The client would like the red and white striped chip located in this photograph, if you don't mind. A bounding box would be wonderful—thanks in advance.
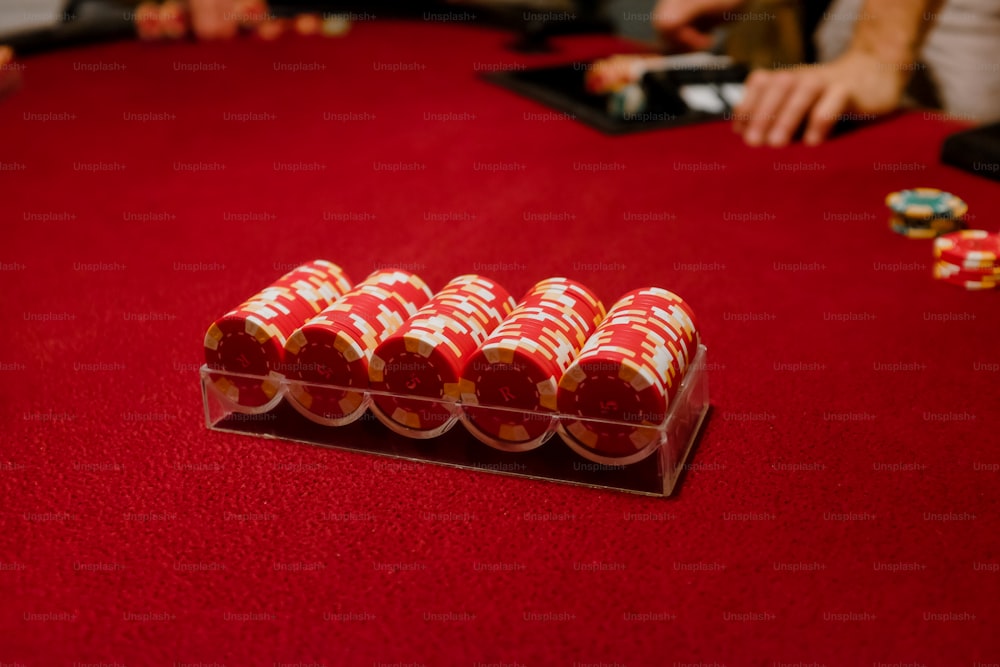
[459,278,605,450]
[369,275,515,438]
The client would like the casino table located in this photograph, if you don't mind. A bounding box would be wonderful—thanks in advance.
[2,17,1000,666]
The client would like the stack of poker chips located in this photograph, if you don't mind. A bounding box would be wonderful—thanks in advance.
[134,0,349,42]
[557,288,700,465]
[586,54,652,118]
[283,270,433,426]
[585,52,736,120]
[203,260,353,409]
[885,188,968,239]
[459,278,606,452]
[368,275,516,438]
[933,230,1000,290]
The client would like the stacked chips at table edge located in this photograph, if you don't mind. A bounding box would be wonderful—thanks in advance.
[885,187,968,239]
[557,287,700,464]
[203,260,352,409]
[134,0,348,42]
[459,278,606,451]
[933,230,1000,290]
[368,275,516,438]
[283,270,433,425]
[586,55,652,119]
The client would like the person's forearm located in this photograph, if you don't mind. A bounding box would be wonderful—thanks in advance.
[853,0,937,66]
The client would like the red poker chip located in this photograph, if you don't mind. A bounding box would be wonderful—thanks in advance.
[204,260,353,409]
[457,278,604,451]
[356,286,425,319]
[488,326,578,366]
[436,287,511,312]
[528,297,598,334]
[434,297,512,325]
[324,293,410,330]
[557,354,668,461]
[528,277,606,320]
[407,314,480,344]
[205,309,286,373]
[489,320,579,355]
[571,344,673,393]
[434,302,493,329]
[247,289,320,323]
[271,263,352,310]
[610,300,699,360]
[617,287,700,332]
[311,312,382,351]
[557,287,703,464]
[359,270,434,311]
[597,317,692,375]
[498,305,588,341]
[284,324,370,425]
[277,258,351,286]
[933,260,1000,283]
[204,310,287,408]
[369,332,462,436]
[283,267,438,425]
[460,343,560,448]
[932,272,997,290]
[933,230,1000,267]
[276,280,343,312]
[367,274,515,436]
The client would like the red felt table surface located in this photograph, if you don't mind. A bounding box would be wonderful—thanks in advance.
[2,19,1000,666]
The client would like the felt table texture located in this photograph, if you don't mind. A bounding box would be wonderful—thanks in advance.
[1,19,999,666]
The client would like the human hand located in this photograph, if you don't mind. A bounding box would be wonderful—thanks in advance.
[135,0,268,41]
[732,50,910,146]
[652,0,746,51]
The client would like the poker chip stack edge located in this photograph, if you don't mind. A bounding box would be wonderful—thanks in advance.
[557,287,700,465]
[283,270,434,426]
[933,230,1000,290]
[885,188,968,239]
[203,260,352,411]
[368,275,516,439]
[459,278,606,452]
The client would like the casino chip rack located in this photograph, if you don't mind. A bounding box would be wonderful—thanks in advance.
[200,263,711,497]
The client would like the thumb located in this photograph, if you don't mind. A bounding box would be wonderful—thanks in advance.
[653,0,727,31]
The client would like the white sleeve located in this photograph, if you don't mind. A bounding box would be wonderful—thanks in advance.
[816,0,1000,123]
[0,0,66,35]
[919,0,1000,123]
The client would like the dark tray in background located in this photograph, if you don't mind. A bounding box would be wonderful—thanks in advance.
[941,121,1000,183]
[486,61,749,135]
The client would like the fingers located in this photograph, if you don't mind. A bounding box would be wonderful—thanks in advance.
[654,0,740,51]
[733,69,797,145]
[765,73,824,146]
[671,25,716,52]
[804,84,850,145]
[734,68,845,147]
[653,0,739,32]
[731,69,766,135]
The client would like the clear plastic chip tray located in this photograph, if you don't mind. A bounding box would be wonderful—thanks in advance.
[201,345,711,497]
